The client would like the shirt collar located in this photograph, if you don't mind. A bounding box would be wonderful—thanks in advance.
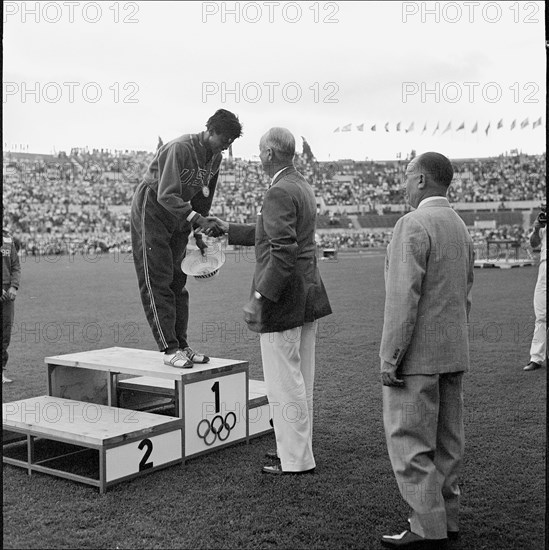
[271,166,291,186]
[417,196,449,208]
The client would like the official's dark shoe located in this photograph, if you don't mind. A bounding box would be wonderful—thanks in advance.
[523,361,542,371]
[381,530,447,549]
[407,518,458,541]
[262,463,315,475]
[265,450,279,460]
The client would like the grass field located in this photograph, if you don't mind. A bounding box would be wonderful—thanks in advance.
[2,247,546,549]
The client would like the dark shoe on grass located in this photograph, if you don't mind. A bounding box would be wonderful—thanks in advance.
[262,464,315,475]
[523,361,542,371]
[381,530,447,549]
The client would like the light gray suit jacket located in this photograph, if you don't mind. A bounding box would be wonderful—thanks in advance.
[379,198,474,375]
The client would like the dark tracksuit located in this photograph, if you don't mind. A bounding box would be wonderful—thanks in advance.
[2,231,21,370]
[131,132,221,352]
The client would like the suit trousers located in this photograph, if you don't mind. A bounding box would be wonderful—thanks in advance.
[530,259,546,364]
[131,184,190,353]
[383,372,464,540]
[260,320,317,472]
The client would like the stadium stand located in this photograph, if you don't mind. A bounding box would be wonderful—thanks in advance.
[2,148,544,256]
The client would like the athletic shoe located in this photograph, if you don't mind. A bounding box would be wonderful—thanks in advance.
[164,350,193,369]
[183,347,210,364]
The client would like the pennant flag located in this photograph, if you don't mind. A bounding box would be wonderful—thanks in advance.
[497,119,503,129]
[371,124,376,132]
[442,121,452,134]
[341,123,352,132]
[532,117,542,129]
[422,122,427,134]
[356,123,364,131]
[520,117,529,129]
[485,122,491,135]
[334,127,340,133]
[301,137,315,162]
[396,122,401,132]
[406,122,415,133]
[157,136,163,150]
[457,122,465,131]
[384,122,390,132]
[510,119,516,130]
[432,122,440,135]
[471,122,478,133]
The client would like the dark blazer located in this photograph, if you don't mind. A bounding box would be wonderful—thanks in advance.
[228,166,332,333]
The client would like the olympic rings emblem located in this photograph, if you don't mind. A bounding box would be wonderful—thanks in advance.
[197,412,237,446]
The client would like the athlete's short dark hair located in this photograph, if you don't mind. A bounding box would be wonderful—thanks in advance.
[206,109,243,140]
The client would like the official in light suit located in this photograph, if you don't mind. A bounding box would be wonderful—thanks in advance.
[208,127,332,475]
[379,152,474,549]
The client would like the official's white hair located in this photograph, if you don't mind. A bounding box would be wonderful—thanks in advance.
[260,127,295,161]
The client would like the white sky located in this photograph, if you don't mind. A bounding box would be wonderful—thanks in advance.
[3,1,546,160]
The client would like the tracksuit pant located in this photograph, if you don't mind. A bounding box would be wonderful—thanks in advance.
[2,291,14,370]
[131,182,191,353]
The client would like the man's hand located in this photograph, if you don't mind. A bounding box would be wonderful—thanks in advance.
[1,289,8,303]
[243,295,262,326]
[194,215,225,238]
[194,234,208,257]
[205,216,229,237]
[7,287,17,300]
[381,361,404,387]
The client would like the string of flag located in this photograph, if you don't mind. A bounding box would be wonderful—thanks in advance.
[333,117,543,135]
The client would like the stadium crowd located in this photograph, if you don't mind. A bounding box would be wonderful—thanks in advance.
[2,147,544,255]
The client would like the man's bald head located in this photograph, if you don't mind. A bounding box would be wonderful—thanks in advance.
[414,152,454,188]
[259,127,296,177]
[260,127,295,162]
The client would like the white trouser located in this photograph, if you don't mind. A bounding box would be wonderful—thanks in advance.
[260,320,317,472]
[530,260,546,364]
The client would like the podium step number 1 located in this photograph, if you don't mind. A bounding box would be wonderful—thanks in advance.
[184,371,248,458]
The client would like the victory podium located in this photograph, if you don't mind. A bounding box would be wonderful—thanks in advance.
[2,347,273,492]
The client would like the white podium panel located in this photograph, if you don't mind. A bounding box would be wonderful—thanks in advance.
[248,404,273,437]
[106,430,183,482]
[184,371,247,457]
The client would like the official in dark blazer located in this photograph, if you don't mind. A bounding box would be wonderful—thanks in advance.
[379,152,474,549]
[208,127,332,474]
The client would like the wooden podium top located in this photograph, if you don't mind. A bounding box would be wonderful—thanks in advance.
[3,396,182,446]
[45,347,248,381]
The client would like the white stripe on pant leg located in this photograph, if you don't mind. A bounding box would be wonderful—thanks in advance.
[140,187,168,350]
[260,327,315,472]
